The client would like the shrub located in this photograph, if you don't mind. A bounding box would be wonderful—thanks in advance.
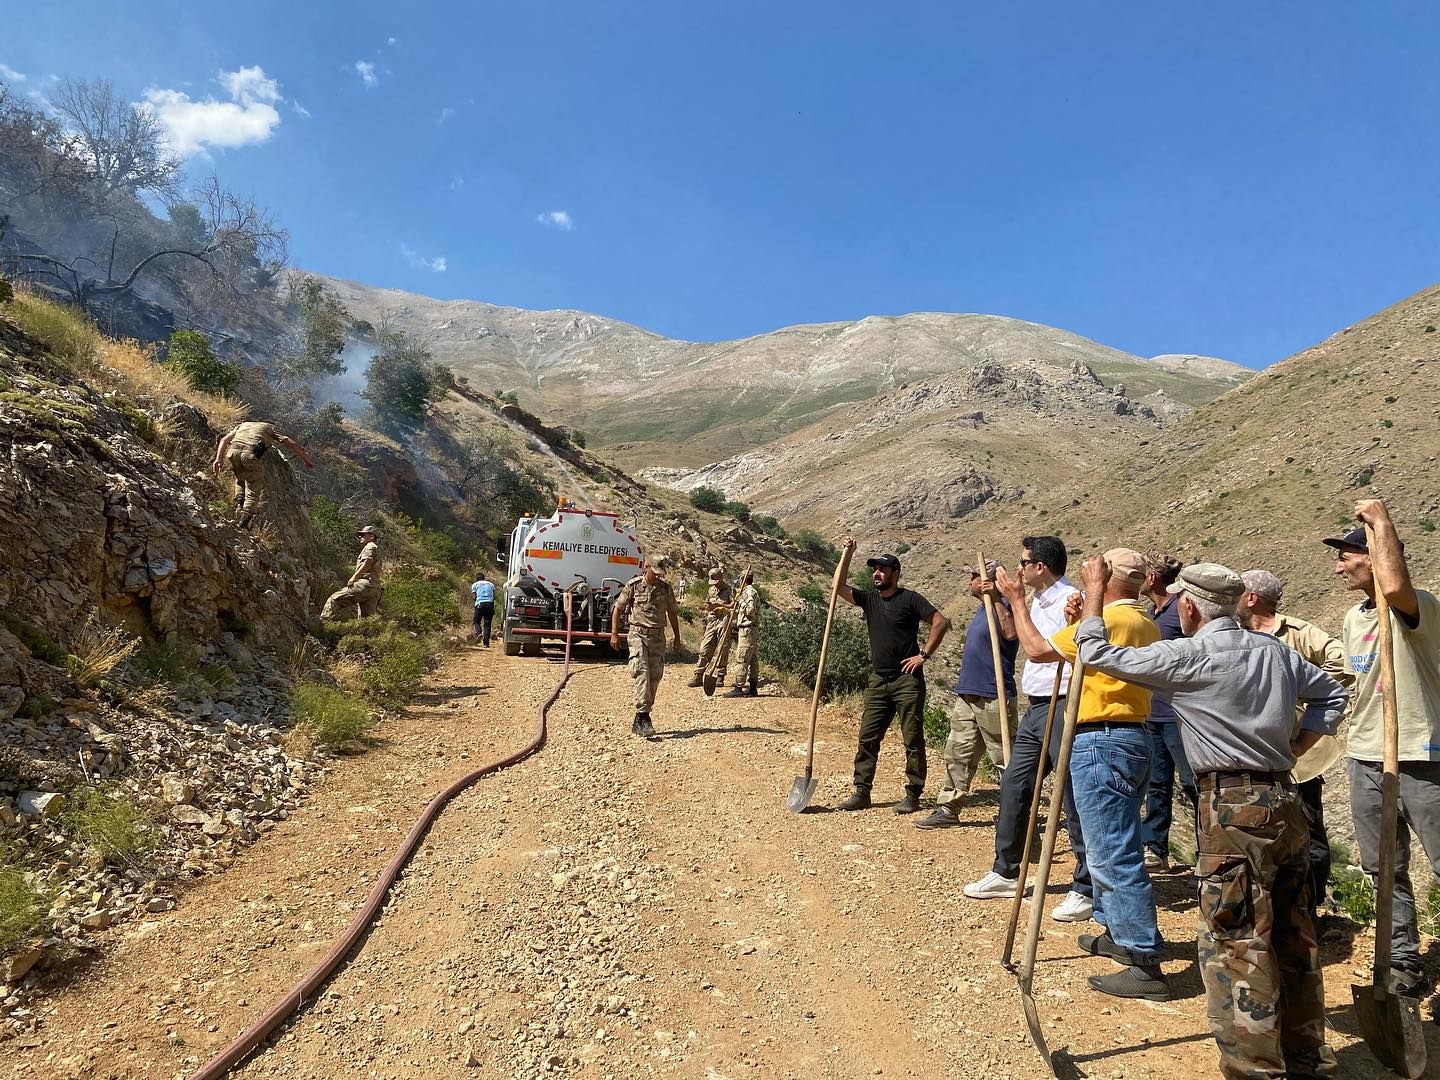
[165,329,241,395]
[94,337,246,431]
[795,582,826,604]
[133,635,201,683]
[1332,865,1375,925]
[1421,518,1437,534]
[0,277,13,304]
[360,634,429,706]
[570,429,587,448]
[406,520,465,571]
[292,680,372,745]
[64,615,139,689]
[849,566,873,591]
[758,601,871,700]
[310,496,363,573]
[60,788,157,866]
[383,564,460,632]
[793,529,839,563]
[895,542,910,555]
[0,857,49,954]
[723,500,751,523]
[0,613,68,667]
[751,515,786,539]
[689,486,727,513]
[1354,469,1375,488]
[923,702,949,747]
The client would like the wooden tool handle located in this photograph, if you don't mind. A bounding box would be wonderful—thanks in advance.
[804,557,847,774]
[977,549,1012,767]
[705,562,752,678]
[1366,523,1401,975]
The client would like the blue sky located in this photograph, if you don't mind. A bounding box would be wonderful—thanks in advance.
[5,2,1437,367]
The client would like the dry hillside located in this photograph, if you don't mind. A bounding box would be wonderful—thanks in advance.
[318,275,1249,467]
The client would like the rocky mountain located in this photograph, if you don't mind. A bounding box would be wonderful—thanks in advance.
[317,276,1250,467]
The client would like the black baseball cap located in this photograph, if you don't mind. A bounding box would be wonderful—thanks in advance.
[1323,526,1404,555]
[866,554,902,571]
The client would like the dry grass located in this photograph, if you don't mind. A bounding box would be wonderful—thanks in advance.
[94,337,247,430]
[3,288,100,368]
[65,615,140,690]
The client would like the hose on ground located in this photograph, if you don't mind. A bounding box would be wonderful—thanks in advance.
[187,603,579,1079]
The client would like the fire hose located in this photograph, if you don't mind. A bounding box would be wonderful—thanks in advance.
[188,599,580,1079]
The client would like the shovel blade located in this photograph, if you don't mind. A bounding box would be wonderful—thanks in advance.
[702,673,717,697]
[1352,981,1427,1078]
[785,775,818,814]
[1020,980,1054,1074]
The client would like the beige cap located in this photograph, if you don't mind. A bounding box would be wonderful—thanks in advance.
[358,524,378,537]
[1167,562,1244,606]
[963,559,1003,580]
[708,567,722,581]
[1104,548,1147,584]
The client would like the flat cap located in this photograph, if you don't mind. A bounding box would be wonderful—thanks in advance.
[707,567,723,581]
[866,553,901,571]
[963,559,1002,580]
[1166,562,1244,606]
[1104,548,1148,584]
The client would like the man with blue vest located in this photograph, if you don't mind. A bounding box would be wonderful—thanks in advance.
[917,559,1018,829]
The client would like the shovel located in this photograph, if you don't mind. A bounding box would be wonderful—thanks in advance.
[1001,663,1066,971]
[1015,661,1084,1076]
[1350,523,1427,1078]
[977,549,1013,768]
[702,562,751,696]
[785,555,846,813]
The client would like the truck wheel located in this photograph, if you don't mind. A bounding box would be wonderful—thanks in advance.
[503,638,522,656]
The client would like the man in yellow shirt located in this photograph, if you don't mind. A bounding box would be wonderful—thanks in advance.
[998,547,1166,1001]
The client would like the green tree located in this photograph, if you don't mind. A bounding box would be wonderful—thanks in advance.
[288,274,349,378]
[446,430,556,531]
[723,499,751,523]
[758,598,872,700]
[167,202,209,247]
[361,323,444,437]
[689,485,726,513]
[165,329,241,394]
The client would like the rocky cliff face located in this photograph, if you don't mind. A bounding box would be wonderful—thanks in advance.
[0,316,314,686]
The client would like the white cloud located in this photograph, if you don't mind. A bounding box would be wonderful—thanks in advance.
[401,244,447,273]
[0,62,27,83]
[292,100,311,118]
[537,210,574,231]
[144,65,283,157]
[355,60,378,87]
[437,105,456,124]
[449,173,465,191]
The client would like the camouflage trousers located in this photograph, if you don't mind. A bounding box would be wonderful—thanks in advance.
[226,447,266,519]
[728,625,758,688]
[320,579,381,620]
[1195,777,1336,1080]
[628,630,666,712]
[692,618,732,680]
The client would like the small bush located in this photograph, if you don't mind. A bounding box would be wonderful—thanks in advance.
[751,515,786,539]
[723,500,751,523]
[0,277,13,304]
[407,520,466,571]
[1420,883,1440,938]
[689,486,727,513]
[1381,419,1394,429]
[758,601,871,700]
[1354,469,1375,488]
[0,858,49,954]
[849,566,874,591]
[60,788,157,866]
[795,581,826,604]
[93,337,247,431]
[570,429,587,448]
[0,613,68,667]
[792,529,838,562]
[292,680,372,745]
[895,542,910,555]
[65,616,139,689]
[1332,865,1375,926]
[923,702,949,747]
[133,635,201,683]
[383,564,460,632]
[360,634,429,706]
[165,330,241,395]
[1421,518,1436,534]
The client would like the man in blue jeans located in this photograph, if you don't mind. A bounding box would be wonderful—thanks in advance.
[470,572,496,647]
[1138,552,1196,872]
[1041,548,1167,1000]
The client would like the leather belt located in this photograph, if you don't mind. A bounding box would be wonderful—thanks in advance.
[1197,769,1294,790]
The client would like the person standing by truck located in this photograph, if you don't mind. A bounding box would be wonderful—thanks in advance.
[611,556,682,738]
[470,571,496,646]
[687,567,733,688]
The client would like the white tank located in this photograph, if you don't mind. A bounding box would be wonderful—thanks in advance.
[507,502,644,599]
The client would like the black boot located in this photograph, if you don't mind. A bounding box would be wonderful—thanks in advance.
[745,681,758,697]
[723,684,748,698]
[631,712,656,738]
[892,792,921,815]
[837,790,871,811]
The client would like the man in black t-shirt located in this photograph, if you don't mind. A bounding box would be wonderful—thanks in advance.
[834,537,951,813]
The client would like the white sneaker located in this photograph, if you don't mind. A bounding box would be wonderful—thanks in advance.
[963,871,1019,900]
[1143,850,1169,873]
[1050,891,1094,922]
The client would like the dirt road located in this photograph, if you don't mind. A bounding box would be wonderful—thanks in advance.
[8,644,1434,1079]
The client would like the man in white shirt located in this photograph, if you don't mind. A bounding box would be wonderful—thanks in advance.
[964,535,1093,922]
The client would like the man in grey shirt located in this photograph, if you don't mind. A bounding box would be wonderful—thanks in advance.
[1072,559,1346,1080]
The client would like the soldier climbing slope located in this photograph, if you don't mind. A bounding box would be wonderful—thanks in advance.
[321,525,384,620]
[211,420,314,530]
[610,556,682,738]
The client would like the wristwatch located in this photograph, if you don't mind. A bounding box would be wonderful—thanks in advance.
[918,650,930,660]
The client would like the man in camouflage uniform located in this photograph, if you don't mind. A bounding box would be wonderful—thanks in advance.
[1074,560,1347,1080]
[211,420,314,529]
[687,567,733,688]
[610,556,682,738]
[723,571,762,697]
[321,525,383,620]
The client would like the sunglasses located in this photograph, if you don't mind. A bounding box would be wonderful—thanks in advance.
[1018,558,1040,568]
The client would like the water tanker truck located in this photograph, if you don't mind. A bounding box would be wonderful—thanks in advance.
[496,498,646,655]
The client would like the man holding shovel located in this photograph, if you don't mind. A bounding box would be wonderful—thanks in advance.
[1330,499,1440,1003]
[1074,558,1347,1078]
[916,559,1018,829]
[686,567,733,688]
[833,540,950,813]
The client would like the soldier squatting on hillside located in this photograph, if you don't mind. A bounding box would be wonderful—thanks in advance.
[320,525,383,620]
